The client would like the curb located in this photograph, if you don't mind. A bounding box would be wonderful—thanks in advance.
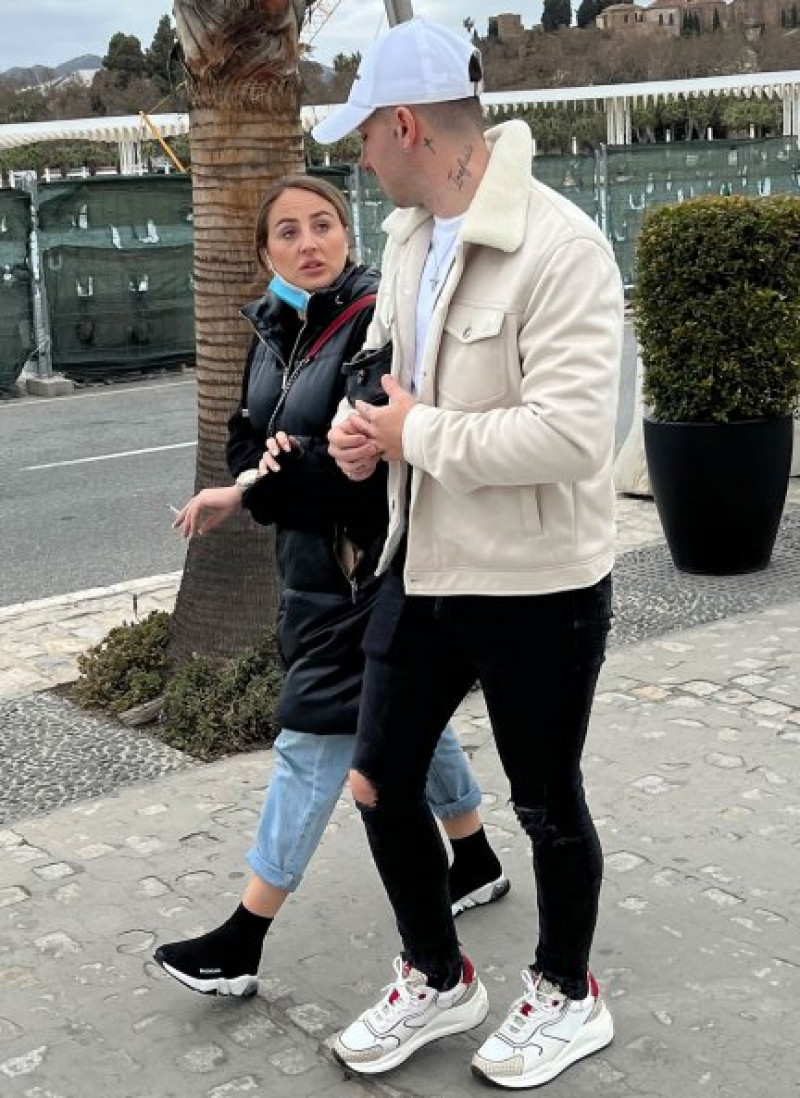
[0,571,182,623]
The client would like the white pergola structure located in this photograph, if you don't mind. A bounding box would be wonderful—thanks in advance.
[0,113,189,176]
[481,71,800,145]
[2,72,798,171]
[304,70,800,146]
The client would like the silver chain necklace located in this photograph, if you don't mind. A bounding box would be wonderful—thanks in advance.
[428,233,457,293]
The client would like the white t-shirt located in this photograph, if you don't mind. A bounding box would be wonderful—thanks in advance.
[412,214,463,395]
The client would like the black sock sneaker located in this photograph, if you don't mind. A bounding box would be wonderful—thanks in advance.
[154,904,272,997]
[449,828,510,918]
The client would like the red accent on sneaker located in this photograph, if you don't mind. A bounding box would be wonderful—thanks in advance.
[521,1002,533,1017]
[461,954,476,984]
[389,989,400,1005]
[588,971,600,998]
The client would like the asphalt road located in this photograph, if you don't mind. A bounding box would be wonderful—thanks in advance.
[1,325,639,606]
[1,374,196,607]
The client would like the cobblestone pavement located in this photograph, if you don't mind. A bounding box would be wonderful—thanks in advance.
[0,694,193,826]
[1,492,799,1096]
[1,603,799,1097]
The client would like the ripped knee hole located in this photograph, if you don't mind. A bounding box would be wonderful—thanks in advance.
[349,769,378,808]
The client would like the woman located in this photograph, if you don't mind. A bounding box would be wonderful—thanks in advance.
[154,176,508,998]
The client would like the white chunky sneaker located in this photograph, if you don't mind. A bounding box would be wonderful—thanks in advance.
[471,969,613,1088]
[333,954,489,1075]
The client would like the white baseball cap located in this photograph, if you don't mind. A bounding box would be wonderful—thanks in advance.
[312,17,483,145]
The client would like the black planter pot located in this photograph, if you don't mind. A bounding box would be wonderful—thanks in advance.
[643,415,793,575]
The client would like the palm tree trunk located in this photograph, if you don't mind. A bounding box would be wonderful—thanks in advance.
[170,0,308,659]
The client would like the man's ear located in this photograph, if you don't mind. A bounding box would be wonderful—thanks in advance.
[393,106,418,149]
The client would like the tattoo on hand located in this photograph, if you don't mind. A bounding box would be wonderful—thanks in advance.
[448,145,473,191]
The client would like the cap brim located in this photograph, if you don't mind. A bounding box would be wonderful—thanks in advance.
[311,102,372,145]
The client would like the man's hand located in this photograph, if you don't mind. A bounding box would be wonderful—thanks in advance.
[352,376,416,462]
[328,415,382,481]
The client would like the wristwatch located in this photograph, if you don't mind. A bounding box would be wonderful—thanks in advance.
[235,468,262,493]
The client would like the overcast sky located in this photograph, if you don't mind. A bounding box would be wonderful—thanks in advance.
[0,1,544,75]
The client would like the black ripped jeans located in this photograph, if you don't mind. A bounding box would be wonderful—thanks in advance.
[351,564,612,1001]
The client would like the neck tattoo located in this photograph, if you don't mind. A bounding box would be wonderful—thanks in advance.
[448,144,474,192]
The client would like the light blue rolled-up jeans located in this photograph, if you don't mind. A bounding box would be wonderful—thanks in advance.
[246,723,481,892]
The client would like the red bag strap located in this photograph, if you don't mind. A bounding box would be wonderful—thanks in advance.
[303,294,377,361]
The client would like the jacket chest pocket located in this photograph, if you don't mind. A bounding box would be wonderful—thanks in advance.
[436,304,509,410]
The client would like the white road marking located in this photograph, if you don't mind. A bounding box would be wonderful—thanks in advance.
[0,378,195,409]
[23,441,197,471]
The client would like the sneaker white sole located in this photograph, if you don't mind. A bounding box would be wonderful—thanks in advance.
[333,979,490,1075]
[471,1001,614,1089]
[452,875,511,918]
[158,960,258,998]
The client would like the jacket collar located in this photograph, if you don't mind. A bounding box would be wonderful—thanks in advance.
[241,261,372,334]
[382,120,532,254]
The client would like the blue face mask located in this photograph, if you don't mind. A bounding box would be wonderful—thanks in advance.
[269,273,310,313]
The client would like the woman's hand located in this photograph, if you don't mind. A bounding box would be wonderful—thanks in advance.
[172,486,242,539]
[258,431,301,474]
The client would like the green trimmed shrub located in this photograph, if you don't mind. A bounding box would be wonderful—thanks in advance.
[73,610,171,714]
[73,613,284,760]
[159,630,283,761]
[636,195,800,423]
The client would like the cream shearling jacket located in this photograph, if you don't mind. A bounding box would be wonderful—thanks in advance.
[359,119,623,596]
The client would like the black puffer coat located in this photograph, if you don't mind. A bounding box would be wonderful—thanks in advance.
[226,263,386,735]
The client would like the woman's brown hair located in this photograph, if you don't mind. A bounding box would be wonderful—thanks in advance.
[254,174,351,273]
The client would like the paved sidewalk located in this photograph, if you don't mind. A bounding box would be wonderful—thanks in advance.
[1,492,799,1097]
[0,574,180,702]
[1,602,799,1097]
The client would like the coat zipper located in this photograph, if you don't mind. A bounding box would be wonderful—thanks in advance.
[243,302,361,604]
[242,309,311,437]
[267,322,310,437]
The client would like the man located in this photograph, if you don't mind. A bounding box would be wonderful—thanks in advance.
[314,16,622,1090]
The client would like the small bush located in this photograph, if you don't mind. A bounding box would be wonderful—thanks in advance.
[160,630,283,761]
[73,614,284,761]
[73,610,171,714]
[636,195,800,423]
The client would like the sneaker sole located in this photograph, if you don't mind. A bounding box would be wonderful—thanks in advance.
[452,876,511,918]
[156,957,258,999]
[470,1002,614,1089]
[333,979,490,1075]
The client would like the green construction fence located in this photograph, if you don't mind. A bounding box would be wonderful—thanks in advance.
[37,175,194,378]
[605,136,800,288]
[0,189,33,389]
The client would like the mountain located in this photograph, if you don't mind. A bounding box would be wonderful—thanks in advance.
[0,55,102,87]
[56,55,102,78]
